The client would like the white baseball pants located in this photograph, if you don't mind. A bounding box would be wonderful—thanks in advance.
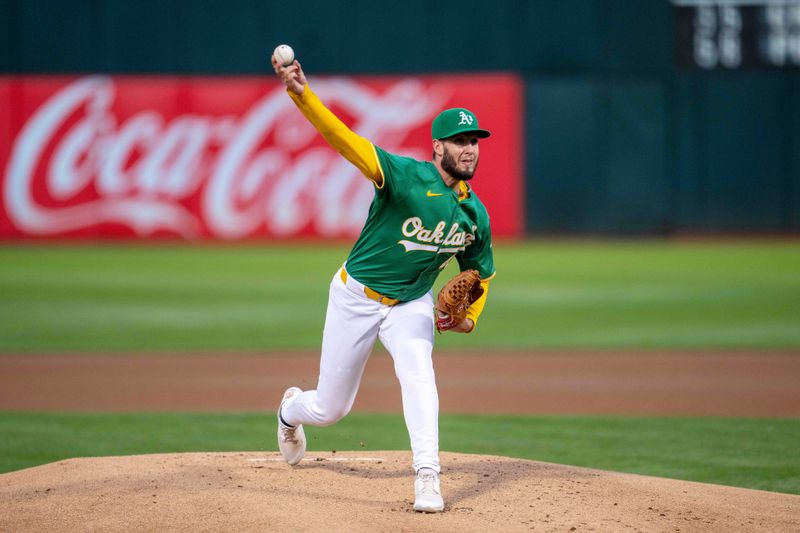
[281,267,440,473]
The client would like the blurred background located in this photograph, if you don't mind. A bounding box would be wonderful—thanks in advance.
[1,0,798,237]
[2,0,799,351]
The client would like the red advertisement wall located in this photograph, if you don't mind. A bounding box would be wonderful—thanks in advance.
[0,75,522,240]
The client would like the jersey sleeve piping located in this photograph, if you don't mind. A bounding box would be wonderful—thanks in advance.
[371,143,385,189]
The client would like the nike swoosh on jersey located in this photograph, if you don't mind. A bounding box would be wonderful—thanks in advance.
[426,190,444,197]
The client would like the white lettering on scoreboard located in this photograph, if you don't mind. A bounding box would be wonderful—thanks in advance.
[762,3,800,66]
[693,5,743,69]
[674,0,800,69]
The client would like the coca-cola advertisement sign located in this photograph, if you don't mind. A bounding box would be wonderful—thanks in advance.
[0,75,523,240]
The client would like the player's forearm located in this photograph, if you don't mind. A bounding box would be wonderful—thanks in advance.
[465,278,492,329]
[288,85,383,185]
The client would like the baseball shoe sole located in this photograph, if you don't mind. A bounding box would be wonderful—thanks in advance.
[413,467,444,512]
[277,387,306,465]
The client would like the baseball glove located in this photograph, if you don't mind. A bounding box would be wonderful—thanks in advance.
[436,269,484,332]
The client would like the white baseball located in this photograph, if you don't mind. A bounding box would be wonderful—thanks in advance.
[273,44,295,67]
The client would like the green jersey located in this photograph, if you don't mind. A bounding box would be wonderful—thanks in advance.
[345,146,495,302]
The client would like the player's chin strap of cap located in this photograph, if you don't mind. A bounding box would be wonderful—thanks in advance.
[340,268,400,306]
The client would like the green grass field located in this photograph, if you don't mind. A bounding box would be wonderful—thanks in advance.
[1,241,798,494]
[1,412,798,494]
[1,241,799,351]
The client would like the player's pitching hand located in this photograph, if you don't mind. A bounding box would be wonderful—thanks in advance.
[271,55,306,96]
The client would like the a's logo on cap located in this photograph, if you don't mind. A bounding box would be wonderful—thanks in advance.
[458,111,474,126]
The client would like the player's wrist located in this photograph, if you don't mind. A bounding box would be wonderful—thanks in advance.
[286,82,306,97]
[451,318,474,334]
[435,313,474,334]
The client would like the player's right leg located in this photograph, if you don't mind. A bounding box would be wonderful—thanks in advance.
[277,269,383,464]
[277,386,305,465]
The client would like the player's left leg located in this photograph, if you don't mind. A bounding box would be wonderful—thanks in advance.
[378,292,443,512]
[378,292,438,472]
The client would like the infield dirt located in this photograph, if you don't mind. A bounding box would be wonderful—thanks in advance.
[2,351,799,532]
[2,451,799,532]
[1,351,799,416]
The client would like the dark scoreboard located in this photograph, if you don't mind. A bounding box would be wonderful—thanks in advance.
[674,0,800,69]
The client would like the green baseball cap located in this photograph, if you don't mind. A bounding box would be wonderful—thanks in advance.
[431,108,491,140]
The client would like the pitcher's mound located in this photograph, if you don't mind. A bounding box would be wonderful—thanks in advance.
[1,451,798,532]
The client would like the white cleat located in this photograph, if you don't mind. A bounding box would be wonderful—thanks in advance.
[413,468,444,513]
[277,387,306,466]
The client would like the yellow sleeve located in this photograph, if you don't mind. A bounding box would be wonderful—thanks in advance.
[465,277,492,330]
[288,85,383,186]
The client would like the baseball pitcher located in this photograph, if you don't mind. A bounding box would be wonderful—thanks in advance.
[272,50,495,513]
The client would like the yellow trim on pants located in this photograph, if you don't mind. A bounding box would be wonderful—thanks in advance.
[340,268,400,306]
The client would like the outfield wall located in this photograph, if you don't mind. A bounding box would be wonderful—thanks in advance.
[0,75,522,239]
[1,0,799,236]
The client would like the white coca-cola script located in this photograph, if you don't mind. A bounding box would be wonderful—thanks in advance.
[3,76,446,238]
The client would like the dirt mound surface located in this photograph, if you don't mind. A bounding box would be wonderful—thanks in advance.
[2,451,798,532]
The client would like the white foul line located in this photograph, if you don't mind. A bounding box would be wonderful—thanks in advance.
[248,457,385,463]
